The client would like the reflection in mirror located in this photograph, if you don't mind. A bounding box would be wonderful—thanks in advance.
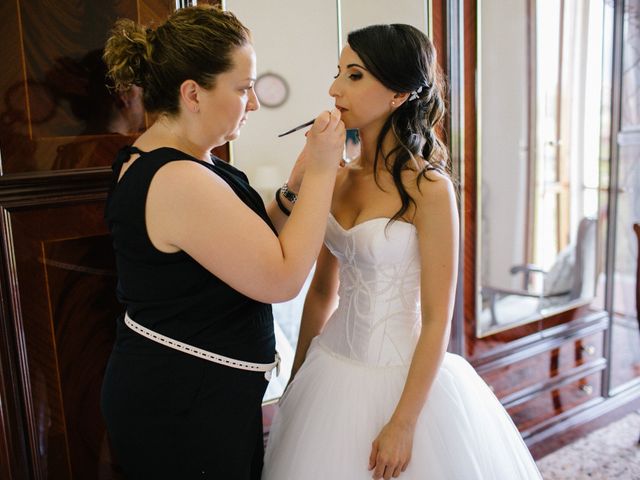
[477,0,608,337]
[227,0,338,200]
[226,0,339,402]
[227,1,431,401]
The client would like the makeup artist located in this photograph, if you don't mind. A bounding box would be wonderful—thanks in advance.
[100,5,344,479]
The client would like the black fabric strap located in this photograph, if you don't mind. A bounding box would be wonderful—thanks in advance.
[275,188,291,216]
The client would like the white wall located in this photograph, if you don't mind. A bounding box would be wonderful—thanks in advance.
[227,0,431,200]
[226,0,339,199]
[340,0,429,45]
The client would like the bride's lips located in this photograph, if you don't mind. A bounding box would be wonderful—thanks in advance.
[336,106,348,113]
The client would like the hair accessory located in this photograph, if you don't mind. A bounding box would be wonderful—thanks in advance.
[409,85,423,101]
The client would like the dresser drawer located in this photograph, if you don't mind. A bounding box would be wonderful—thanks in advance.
[549,330,605,376]
[506,371,602,433]
[481,330,604,399]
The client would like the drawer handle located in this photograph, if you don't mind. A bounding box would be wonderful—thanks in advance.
[580,384,594,395]
[580,345,596,355]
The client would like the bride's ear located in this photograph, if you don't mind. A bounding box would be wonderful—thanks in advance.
[391,92,409,109]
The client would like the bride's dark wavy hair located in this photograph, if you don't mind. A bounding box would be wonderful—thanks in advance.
[347,24,449,223]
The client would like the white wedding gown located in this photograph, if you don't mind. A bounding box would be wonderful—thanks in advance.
[263,214,542,479]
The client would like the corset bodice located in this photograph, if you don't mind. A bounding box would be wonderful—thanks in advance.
[318,214,422,366]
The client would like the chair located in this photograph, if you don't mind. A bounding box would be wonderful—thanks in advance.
[481,217,597,327]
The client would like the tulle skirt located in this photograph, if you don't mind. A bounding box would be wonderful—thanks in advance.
[263,338,541,479]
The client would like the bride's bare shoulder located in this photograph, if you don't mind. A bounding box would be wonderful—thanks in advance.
[401,166,455,223]
[403,163,452,194]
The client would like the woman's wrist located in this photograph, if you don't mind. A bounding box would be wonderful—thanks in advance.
[389,412,418,431]
[286,177,302,194]
[275,188,291,216]
[280,182,298,204]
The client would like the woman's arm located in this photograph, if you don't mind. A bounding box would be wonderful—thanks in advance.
[146,111,345,304]
[265,192,294,233]
[265,148,307,233]
[369,173,459,480]
[290,244,339,378]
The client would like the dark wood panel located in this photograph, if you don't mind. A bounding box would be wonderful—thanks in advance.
[0,344,26,480]
[431,0,447,67]
[508,371,603,434]
[528,386,640,459]
[20,1,138,138]
[0,197,123,479]
[139,0,175,26]
[0,1,226,478]
[462,0,478,358]
[43,235,121,479]
[483,330,604,399]
[0,1,143,174]
[470,305,606,362]
[0,0,37,175]
[0,0,229,174]
[472,312,607,370]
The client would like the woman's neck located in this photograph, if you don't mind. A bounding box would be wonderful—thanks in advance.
[149,115,212,162]
[354,123,398,173]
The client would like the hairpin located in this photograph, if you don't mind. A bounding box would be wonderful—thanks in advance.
[409,85,423,102]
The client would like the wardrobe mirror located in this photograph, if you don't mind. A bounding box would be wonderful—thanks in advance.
[225,0,431,400]
[476,0,611,337]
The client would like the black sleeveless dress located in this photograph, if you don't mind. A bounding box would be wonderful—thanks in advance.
[101,146,276,479]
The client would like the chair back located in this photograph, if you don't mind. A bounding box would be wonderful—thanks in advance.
[570,217,597,301]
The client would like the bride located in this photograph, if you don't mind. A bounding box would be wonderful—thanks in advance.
[263,24,542,480]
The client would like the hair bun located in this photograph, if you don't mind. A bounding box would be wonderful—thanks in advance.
[103,18,152,92]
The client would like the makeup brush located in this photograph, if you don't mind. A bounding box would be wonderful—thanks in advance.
[277,119,315,137]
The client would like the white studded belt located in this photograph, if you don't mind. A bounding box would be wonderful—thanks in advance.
[124,313,280,380]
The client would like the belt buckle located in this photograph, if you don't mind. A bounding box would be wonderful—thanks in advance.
[275,351,281,377]
[264,352,281,382]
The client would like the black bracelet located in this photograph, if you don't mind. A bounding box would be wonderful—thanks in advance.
[275,189,291,216]
[280,182,298,203]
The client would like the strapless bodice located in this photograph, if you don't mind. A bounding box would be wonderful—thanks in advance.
[317,213,422,366]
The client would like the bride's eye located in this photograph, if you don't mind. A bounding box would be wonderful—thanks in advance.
[348,72,362,81]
